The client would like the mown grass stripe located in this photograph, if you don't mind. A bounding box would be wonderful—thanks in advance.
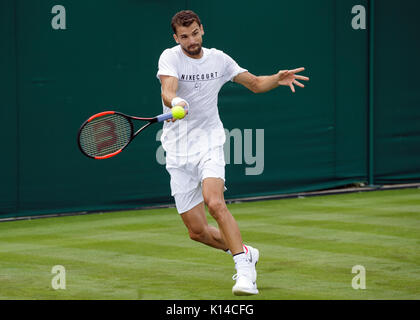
[0,189,418,299]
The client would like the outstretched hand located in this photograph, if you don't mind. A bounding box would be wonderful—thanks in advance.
[278,68,310,93]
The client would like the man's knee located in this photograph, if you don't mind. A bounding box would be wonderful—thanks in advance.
[206,198,227,221]
[188,227,208,243]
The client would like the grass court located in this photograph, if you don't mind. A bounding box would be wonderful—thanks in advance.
[0,188,419,300]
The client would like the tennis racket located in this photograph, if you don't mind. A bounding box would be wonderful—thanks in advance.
[77,110,175,159]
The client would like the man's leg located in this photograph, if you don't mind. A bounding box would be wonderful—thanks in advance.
[202,177,259,295]
[180,201,228,251]
[179,193,256,258]
[201,178,244,255]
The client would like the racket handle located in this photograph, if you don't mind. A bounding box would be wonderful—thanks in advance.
[156,112,174,123]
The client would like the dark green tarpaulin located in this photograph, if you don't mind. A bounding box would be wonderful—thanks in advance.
[1,0,419,218]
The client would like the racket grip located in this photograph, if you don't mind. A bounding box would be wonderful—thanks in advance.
[156,112,174,123]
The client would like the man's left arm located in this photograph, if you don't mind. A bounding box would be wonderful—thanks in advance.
[233,68,309,94]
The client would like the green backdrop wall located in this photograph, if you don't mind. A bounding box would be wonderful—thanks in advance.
[1,0,419,218]
[373,0,420,183]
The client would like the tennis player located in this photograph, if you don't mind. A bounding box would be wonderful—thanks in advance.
[157,10,309,295]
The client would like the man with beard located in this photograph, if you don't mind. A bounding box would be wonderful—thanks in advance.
[156,10,309,295]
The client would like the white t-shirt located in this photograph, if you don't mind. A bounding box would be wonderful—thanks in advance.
[156,45,247,158]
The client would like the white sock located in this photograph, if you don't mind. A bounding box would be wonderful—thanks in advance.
[226,244,248,256]
[233,252,248,266]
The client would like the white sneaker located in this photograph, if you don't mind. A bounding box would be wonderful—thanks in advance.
[232,263,259,296]
[244,245,259,275]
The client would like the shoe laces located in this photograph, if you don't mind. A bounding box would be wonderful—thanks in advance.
[232,263,252,281]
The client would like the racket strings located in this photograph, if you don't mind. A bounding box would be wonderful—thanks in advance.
[79,114,132,157]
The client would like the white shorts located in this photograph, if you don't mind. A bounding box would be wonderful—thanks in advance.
[166,146,226,214]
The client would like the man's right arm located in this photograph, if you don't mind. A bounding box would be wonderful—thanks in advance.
[159,75,188,122]
[158,49,187,109]
[160,75,180,108]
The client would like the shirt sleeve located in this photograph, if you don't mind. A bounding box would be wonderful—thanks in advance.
[156,49,178,80]
[222,51,248,83]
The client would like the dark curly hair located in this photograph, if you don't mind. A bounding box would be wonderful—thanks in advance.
[171,10,202,34]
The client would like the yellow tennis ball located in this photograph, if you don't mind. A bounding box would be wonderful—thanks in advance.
[172,106,186,120]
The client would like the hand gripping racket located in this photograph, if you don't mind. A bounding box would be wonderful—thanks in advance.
[77,109,180,159]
